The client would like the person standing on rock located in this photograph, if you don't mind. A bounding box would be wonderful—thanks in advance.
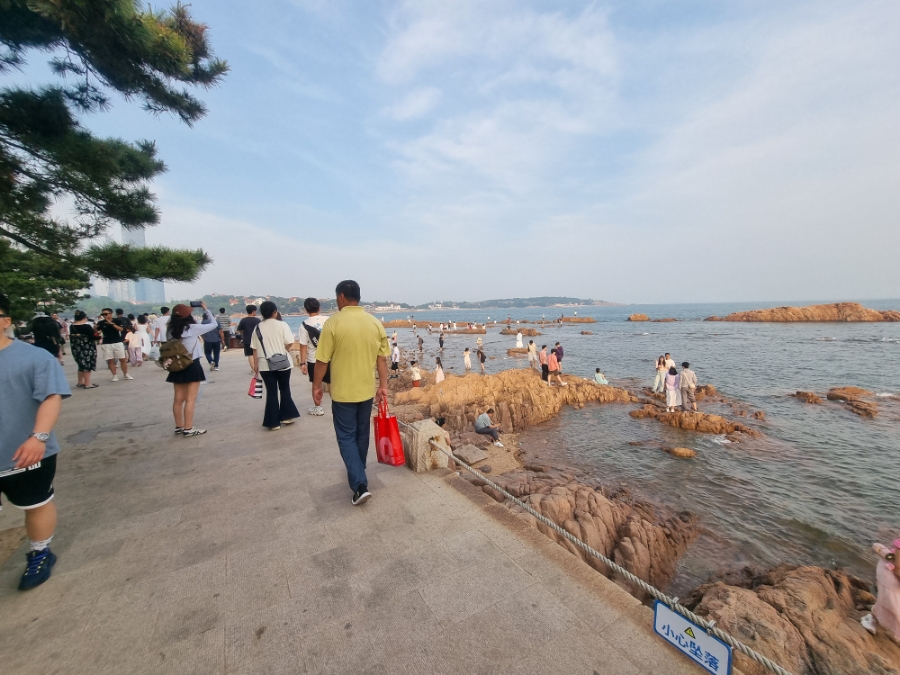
[664,366,681,412]
[417,335,423,352]
[390,343,400,379]
[664,352,675,371]
[434,357,445,385]
[555,342,564,371]
[547,348,567,386]
[516,332,523,348]
[439,333,444,352]
[0,293,71,590]
[653,355,667,393]
[477,347,486,374]
[680,362,698,412]
[527,340,538,369]
[474,408,504,447]
[409,360,421,388]
[539,345,549,381]
[313,280,390,506]
[463,348,471,372]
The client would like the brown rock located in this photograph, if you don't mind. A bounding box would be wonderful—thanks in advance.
[580,330,593,335]
[629,405,759,436]
[665,447,696,459]
[560,316,596,323]
[392,368,636,436]
[500,327,541,336]
[695,384,718,401]
[708,302,900,323]
[751,410,766,420]
[651,317,679,322]
[687,564,900,675]
[627,313,650,322]
[507,348,528,357]
[792,391,823,404]
[492,469,697,594]
[827,387,879,418]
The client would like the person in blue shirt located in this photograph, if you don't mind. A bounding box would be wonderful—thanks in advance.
[594,368,608,385]
[0,294,71,590]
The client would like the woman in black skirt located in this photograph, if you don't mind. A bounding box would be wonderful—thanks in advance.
[69,310,101,388]
[166,302,219,437]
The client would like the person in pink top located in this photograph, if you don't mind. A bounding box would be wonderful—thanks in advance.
[861,539,900,640]
[546,348,567,387]
[539,345,548,382]
[664,367,681,412]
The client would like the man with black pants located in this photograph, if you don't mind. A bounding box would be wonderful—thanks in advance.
[236,305,261,374]
[202,319,221,371]
[0,294,71,590]
[313,281,390,506]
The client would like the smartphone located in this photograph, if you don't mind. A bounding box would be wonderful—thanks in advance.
[190,301,203,308]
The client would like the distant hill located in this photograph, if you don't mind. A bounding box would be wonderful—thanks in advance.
[415,297,622,310]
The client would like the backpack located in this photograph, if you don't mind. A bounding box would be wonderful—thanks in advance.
[156,340,194,372]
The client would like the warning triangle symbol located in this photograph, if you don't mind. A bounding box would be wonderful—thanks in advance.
[684,627,696,639]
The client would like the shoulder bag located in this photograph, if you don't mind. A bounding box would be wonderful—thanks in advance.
[256,325,291,371]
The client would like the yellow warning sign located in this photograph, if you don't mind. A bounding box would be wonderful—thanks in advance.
[685,628,696,639]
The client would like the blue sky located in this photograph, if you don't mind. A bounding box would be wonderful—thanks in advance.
[28,1,900,303]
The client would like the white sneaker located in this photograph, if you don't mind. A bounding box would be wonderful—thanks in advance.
[308,406,325,416]
[494,441,504,448]
[124,374,134,380]
[111,375,119,382]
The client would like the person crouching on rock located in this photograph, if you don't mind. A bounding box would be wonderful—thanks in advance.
[474,408,504,448]
[664,367,681,412]
[862,539,900,639]
[409,360,421,388]
[594,368,608,385]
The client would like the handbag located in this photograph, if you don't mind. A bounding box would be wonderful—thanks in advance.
[248,377,263,399]
[374,400,405,467]
[148,344,161,361]
[255,326,291,371]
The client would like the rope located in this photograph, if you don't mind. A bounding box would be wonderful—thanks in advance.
[396,419,795,675]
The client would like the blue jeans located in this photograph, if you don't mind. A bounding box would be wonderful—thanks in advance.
[331,399,373,491]
[203,341,220,367]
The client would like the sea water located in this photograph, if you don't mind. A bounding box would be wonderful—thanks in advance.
[285,300,900,592]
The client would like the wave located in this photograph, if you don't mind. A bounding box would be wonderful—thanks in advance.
[711,436,732,445]
[876,393,896,398]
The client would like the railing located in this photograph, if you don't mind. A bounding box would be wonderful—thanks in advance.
[397,418,795,675]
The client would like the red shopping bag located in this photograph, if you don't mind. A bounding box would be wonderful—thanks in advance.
[248,377,263,399]
[374,400,405,466]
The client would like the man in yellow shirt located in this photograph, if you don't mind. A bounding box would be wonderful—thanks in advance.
[314,280,390,505]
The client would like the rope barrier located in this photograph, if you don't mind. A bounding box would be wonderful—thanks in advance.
[396,418,795,675]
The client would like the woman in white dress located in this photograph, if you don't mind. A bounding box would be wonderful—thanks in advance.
[664,367,681,412]
[136,315,152,357]
[515,332,523,348]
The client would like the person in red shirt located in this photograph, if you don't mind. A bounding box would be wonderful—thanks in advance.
[547,348,567,387]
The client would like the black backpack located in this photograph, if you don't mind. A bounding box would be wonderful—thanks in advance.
[303,320,322,348]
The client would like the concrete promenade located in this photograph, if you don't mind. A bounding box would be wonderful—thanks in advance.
[0,347,705,674]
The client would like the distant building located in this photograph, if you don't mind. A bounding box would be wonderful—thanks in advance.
[103,226,165,303]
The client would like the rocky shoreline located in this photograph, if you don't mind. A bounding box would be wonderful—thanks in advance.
[388,369,898,674]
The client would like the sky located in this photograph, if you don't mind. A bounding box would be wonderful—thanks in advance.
[25,0,900,303]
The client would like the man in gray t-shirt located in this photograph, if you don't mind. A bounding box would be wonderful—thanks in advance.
[0,295,71,590]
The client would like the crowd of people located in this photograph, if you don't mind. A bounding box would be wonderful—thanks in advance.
[651,353,698,413]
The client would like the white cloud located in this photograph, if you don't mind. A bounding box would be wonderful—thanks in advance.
[383,86,442,120]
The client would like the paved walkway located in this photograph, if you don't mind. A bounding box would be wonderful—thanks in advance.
[0,348,705,674]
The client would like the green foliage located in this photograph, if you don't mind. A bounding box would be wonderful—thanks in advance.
[0,0,226,320]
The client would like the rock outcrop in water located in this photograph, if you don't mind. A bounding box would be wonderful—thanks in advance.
[827,386,878,418]
[628,313,650,321]
[392,368,635,435]
[500,327,541,336]
[792,391,823,404]
[560,316,596,323]
[686,564,900,675]
[629,405,759,436]
[467,467,697,595]
[704,302,900,323]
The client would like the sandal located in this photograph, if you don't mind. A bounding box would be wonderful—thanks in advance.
[85,384,99,389]
[75,383,86,389]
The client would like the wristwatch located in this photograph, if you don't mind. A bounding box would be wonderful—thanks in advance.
[32,432,50,443]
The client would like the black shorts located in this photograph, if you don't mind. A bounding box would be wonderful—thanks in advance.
[391,362,399,370]
[0,454,56,510]
[243,344,254,357]
[307,362,331,383]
